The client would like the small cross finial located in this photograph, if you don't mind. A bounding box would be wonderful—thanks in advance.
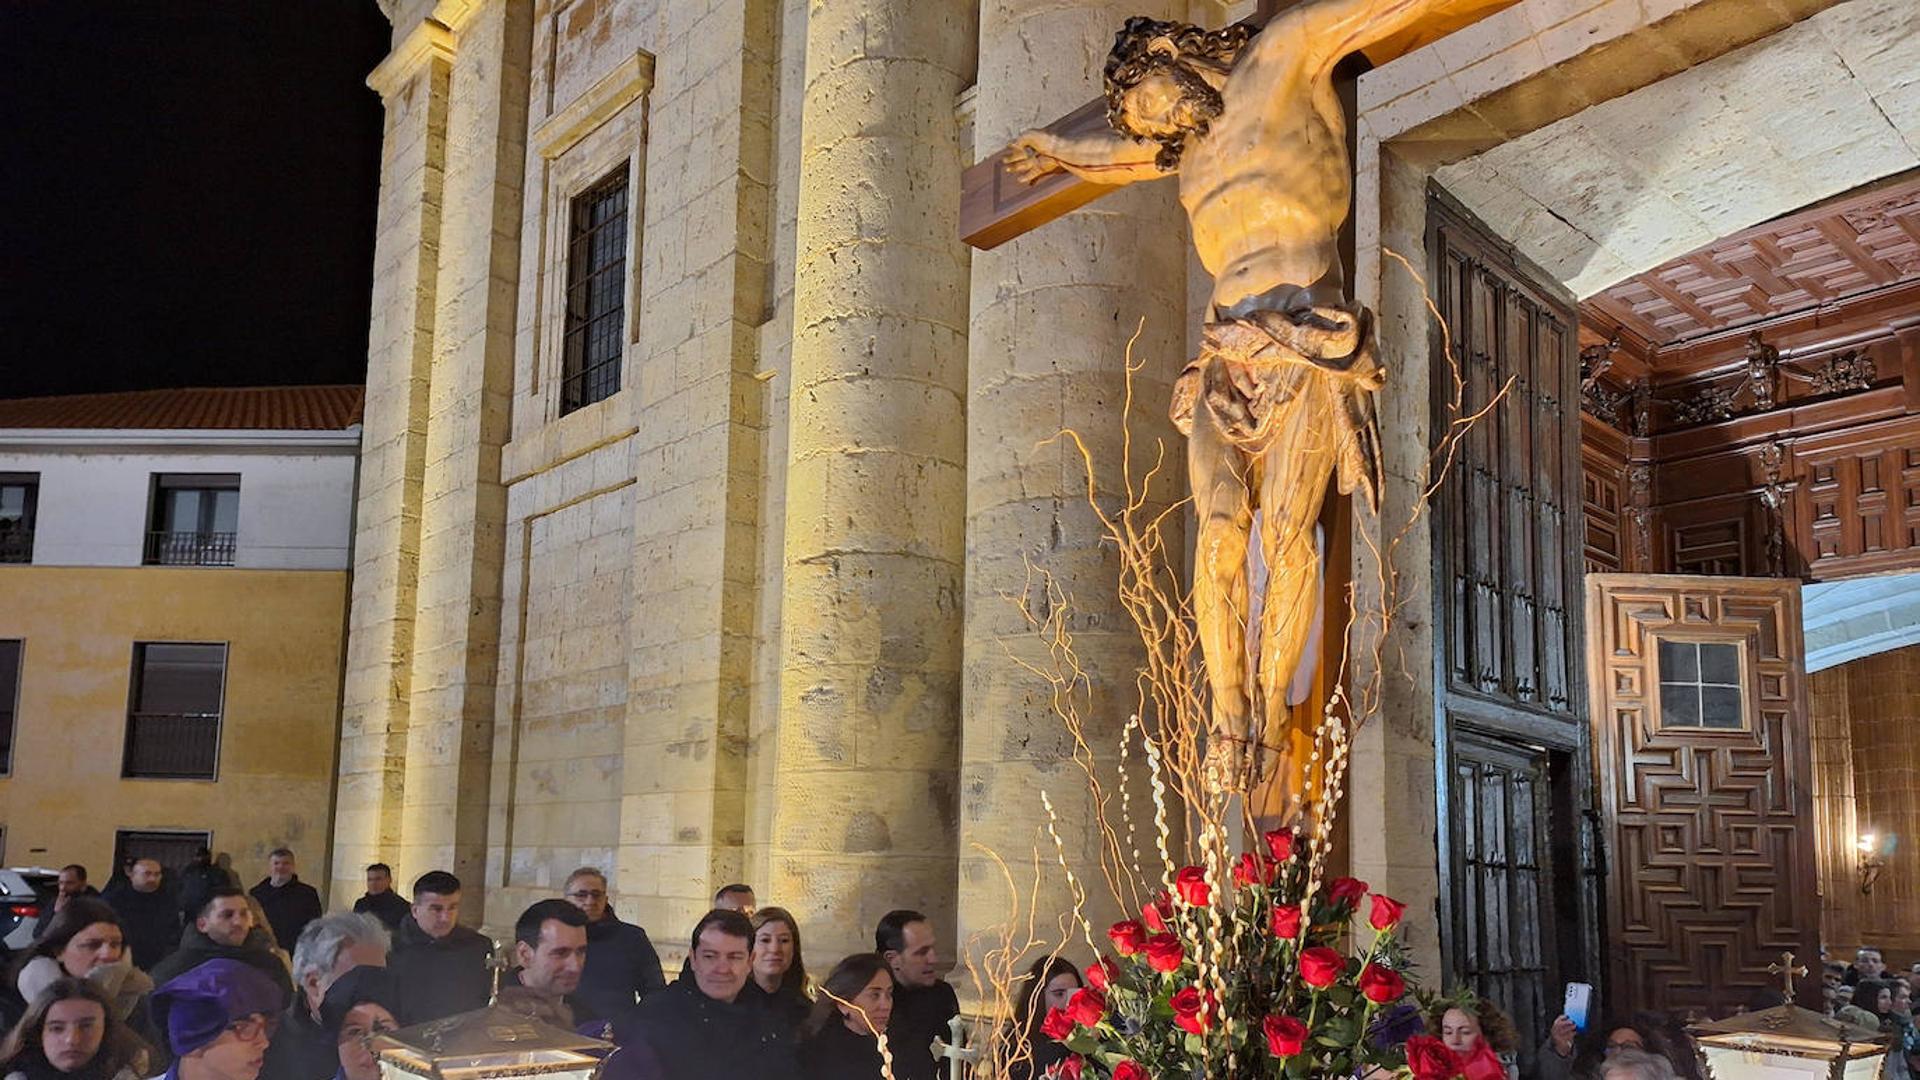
[1766,951,1808,1005]
[931,1014,981,1072]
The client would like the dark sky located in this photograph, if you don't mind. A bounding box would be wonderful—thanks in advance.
[0,1,390,398]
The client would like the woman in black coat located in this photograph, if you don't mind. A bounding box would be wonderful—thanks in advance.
[797,954,894,1080]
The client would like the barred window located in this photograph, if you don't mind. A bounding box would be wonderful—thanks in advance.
[123,642,226,779]
[560,165,630,416]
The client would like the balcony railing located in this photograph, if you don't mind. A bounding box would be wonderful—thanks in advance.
[144,531,236,567]
[123,712,221,779]
[0,527,29,564]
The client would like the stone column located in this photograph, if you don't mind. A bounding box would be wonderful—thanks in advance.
[960,1,1189,963]
[771,0,978,963]
[333,18,454,907]
[395,0,532,920]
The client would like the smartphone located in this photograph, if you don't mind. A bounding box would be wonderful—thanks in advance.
[1564,982,1594,1032]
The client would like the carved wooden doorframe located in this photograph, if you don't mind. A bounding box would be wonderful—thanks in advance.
[1584,573,1816,1014]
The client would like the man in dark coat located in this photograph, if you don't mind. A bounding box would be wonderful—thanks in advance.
[388,870,494,1024]
[32,864,98,940]
[106,858,181,971]
[605,909,800,1080]
[260,911,390,1080]
[351,862,411,932]
[877,909,960,1080]
[177,847,235,926]
[560,867,665,1024]
[250,847,323,953]
[150,886,294,1006]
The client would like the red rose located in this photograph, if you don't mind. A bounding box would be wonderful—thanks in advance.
[1263,1014,1308,1057]
[1264,829,1295,863]
[1175,866,1212,907]
[1358,962,1406,1003]
[1084,957,1118,993]
[1067,987,1106,1027]
[1270,903,1303,940]
[1145,932,1185,973]
[1298,945,1344,988]
[1142,891,1174,932]
[1232,852,1264,888]
[1170,986,1216,1034]
[1369,894,1407,931]
[1328,877,1368,907]
[1048,1055,1084,1080]
[1107,919,1147,956]
[1406,1035,1465,1080]
[1113,1062,1148,1080]
[1040,1006,1074,1041]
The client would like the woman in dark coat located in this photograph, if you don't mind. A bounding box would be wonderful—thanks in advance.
[797,954,893,1080]
[743,907,811,1033]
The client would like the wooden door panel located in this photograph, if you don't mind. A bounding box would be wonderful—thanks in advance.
[1586,574,1813,1014]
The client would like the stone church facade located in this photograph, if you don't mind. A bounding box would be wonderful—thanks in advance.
[339,0,1920,1034]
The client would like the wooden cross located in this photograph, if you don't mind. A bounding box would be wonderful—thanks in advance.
[957,0,1521,250]
[1767,951,1808,1005]
[930,1014,981,1077]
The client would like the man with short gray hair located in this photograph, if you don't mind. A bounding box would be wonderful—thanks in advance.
[565,867,666,1025]
[1601,1049,1678,1080]
[260,911,391,1080]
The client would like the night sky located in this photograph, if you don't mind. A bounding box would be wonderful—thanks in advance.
[0,2,391,399]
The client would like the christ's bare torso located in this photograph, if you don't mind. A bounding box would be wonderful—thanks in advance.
[1180,26,1350,315]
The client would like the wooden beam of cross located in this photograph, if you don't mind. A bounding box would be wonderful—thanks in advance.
[1767,951,1808,1005]
[957,0,1522,250]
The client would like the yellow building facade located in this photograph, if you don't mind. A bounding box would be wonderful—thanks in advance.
[0,386,361,884]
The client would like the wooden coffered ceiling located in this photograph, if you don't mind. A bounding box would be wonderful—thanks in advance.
[1581,169,1920,364]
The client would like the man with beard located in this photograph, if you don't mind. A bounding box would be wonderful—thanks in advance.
[562,867,665,1025]
[1005,0,1487,816]
[605,909,800,1080]
[149,888,293,1006]
[387,871,493,1024]
[31,866,98,941]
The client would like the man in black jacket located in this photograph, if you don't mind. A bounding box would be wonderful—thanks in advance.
[877,909,960,1080]
[388,870,494,1024]
[260,911,391,1080]
[177,847,235,926]
[32,865,97,940]
[106,858,180,971]
[351,863,411,932]
[605,909,800,1080]
[149,886,294,1005]
[561,867,665,1024]
[250,847,323,953]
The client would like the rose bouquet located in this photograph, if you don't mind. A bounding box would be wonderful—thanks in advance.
[1032,828,1420,1078]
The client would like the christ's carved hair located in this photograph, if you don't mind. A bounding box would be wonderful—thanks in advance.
[1103,17,1254,169]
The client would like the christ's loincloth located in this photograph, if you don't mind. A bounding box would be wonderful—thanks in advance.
[1169,303,1384,511]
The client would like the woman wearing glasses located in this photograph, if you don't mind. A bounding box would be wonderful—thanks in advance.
[147,959,282,1080]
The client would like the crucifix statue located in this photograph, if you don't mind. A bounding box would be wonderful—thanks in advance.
[997,0,1501,813]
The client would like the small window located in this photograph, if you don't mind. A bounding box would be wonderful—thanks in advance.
[1657,639,1746,730]
[146,474,239,566]
[0,640,18,774]
[559,165,631,416]
[0,474,36,564]
[123,642,226,779]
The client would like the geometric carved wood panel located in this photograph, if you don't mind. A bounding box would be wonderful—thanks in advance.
[1585,574,1814,1015]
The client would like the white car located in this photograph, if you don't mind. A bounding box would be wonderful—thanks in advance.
[0,868,60,953]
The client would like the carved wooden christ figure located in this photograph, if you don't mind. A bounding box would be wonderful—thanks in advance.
[1006,1,1460,815]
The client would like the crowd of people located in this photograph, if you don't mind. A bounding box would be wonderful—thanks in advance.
[7,853,1920,1080]
[0,856,972,1080]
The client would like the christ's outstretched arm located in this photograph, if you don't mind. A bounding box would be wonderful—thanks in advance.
[1005,127,1169,186]
[1267,0,1511,75]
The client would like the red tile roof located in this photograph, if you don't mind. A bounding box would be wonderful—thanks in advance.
[0,385,365,431]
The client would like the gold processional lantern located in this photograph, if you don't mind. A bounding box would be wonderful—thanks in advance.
[1690,954,1887,1080]
[370,1004,613,1080]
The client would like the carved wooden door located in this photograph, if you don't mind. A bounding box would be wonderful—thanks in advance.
[1585,574,1814,1014]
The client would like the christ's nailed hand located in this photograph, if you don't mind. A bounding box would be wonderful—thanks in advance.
[1005,131,1061,183]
